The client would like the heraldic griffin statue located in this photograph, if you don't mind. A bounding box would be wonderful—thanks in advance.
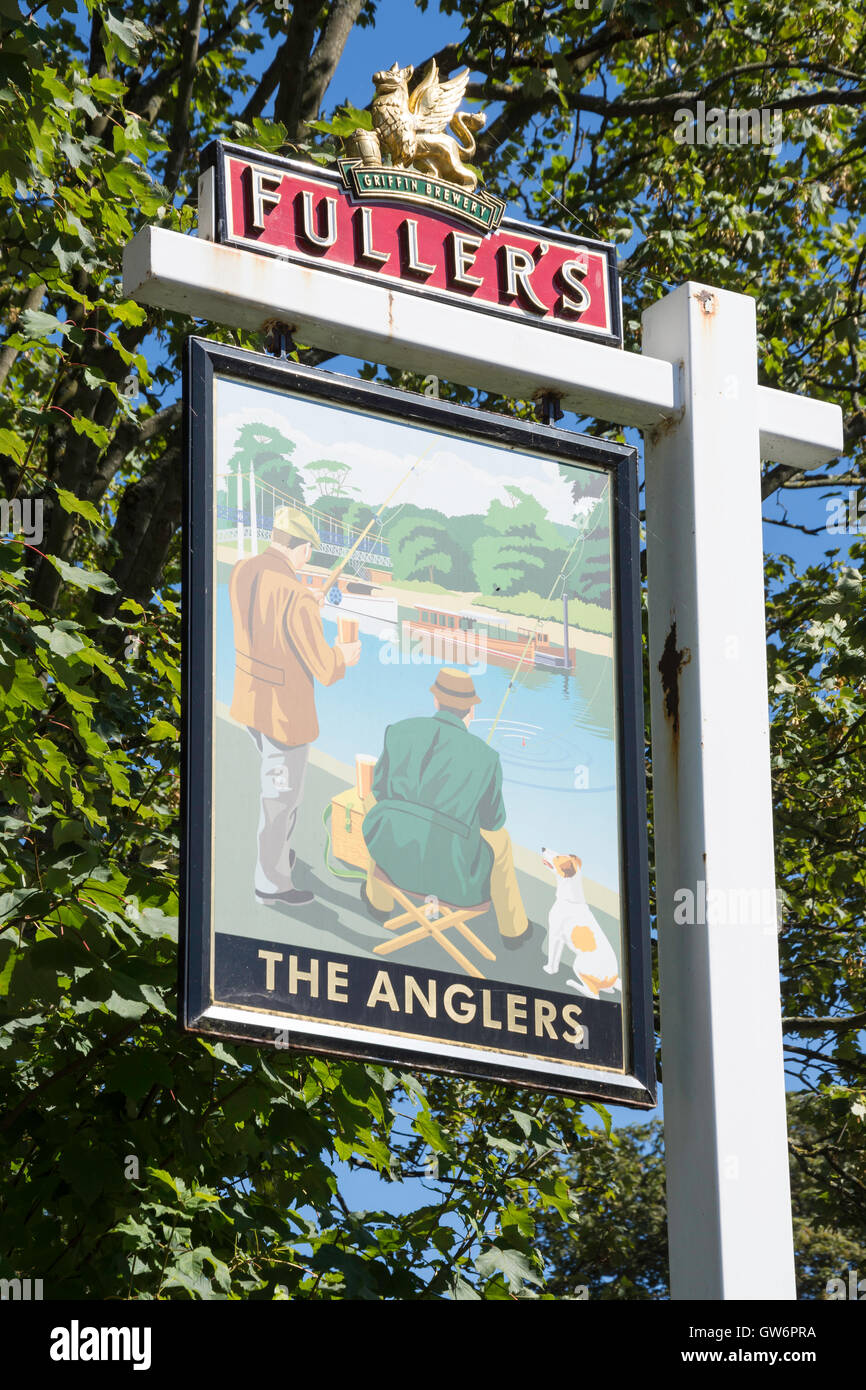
[367,60,485,191]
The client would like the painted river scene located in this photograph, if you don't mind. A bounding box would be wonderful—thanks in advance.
[211,375,627,1020]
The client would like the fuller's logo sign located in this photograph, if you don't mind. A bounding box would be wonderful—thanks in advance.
[199,64,621,349]
[344,59,500,232]
[337,159,505,235]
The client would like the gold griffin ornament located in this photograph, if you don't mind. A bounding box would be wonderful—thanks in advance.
[358,60,485,191]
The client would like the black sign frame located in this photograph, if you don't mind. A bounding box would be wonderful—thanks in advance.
[181,337,654,1107]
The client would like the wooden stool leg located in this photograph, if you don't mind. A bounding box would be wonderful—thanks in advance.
[373,886,428,939]
[376,909,417,932]
[454,919,497,961]
[370,881,492,978]
[428,924,484,978]
[432,907,496,962]
[373,922,433,955]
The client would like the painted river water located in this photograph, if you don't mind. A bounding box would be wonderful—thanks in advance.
[215,583,622,894]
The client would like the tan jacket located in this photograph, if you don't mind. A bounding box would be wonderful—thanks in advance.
[229,547,345,746]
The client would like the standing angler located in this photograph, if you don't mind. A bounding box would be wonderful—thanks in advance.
[229,506,361,907]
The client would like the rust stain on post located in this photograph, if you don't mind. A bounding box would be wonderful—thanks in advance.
[658,621,691,739]
[695,289,716,315]
[648,405,684,446]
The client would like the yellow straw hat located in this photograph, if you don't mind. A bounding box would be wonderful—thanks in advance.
[272,506,319,548]
[430,667,481,713]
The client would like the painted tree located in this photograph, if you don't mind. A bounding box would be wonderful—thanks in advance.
[224,420,305,523]
[227,421,304,494]
[472,486,569,596]
[305,459,356,499]
[386,507,462,586]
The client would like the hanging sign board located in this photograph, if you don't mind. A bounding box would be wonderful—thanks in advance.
[198,140,623,349]
[181,338,654,1106]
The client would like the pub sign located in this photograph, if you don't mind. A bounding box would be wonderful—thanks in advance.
[181,339,654,1106]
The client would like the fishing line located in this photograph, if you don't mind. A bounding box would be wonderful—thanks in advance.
[485,525,586,744]
[322,438,441,591]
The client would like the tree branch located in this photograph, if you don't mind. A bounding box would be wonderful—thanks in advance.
[571,84,866,120]
[131,1,261,125]
[97,441,183,616]
[783,1011,866,1032]
[0,282,45,393]
[301,0,368,125]
[163,0,208,193]
[273,0,328,139]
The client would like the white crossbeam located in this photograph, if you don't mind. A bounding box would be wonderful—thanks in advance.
[123,227,842,465]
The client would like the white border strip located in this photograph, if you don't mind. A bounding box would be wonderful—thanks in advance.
[204,1004,645,1088]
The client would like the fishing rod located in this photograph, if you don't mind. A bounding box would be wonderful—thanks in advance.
[234,460,426,580]
[322,443,435,592]
[485,527,586,745]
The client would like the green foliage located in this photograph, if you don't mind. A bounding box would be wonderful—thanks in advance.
[535,1120,669,1299]
[539,1096,866,1300]
[226,422,305,512]
[386,507,466,586]
[471,488,566,596]
[479,592,613,634]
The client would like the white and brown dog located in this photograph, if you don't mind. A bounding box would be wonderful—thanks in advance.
[541,848,621,998]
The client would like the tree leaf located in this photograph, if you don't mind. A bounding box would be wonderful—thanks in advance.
[45,554,117,593]
[475,1245,543,1290]
[18,308,68,340]
[0,428,25,465]
[54,486,104,527]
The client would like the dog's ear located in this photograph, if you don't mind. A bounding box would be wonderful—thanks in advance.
[556,855,576,877]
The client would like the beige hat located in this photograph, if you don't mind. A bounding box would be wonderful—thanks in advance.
[430,667,481,713]
[271,506,319,548]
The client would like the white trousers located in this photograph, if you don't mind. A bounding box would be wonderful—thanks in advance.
[248,729,309,895]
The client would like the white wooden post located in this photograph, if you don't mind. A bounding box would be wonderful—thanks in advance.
[643,282,796,1299]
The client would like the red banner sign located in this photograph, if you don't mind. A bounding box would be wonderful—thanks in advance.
[201,142,622,348]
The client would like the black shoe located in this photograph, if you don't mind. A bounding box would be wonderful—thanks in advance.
[360,882,392,923]
[255,887,314,907]
[501,920,539,950]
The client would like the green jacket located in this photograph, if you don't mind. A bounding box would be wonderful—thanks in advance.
[362,709,507,908]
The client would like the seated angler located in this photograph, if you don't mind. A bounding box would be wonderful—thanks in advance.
[360,667,531,947]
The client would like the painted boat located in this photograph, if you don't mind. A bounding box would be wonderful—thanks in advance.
[400,604,575,670]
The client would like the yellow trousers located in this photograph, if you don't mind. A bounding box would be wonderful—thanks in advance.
[365,825,529,940]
